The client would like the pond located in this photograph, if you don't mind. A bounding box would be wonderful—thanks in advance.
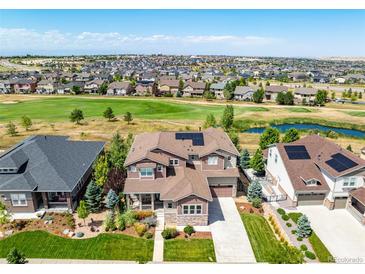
[244,123,365,138]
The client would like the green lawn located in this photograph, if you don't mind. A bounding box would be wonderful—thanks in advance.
[0,230,153,262]
[241,213,303,263]
[164,239,216,262]
[0,97,268,122]
[344,111,365,117]
[287,107,312,113]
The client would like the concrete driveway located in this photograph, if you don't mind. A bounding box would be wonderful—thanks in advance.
[209,198,256,263]
[298,206,365,262]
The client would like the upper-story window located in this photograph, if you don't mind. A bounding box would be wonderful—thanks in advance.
[140,167,153,177]
[157,165,163,172]
[269,149,272,158]
[275,154,278,163]
[10,193,27,206]
[208,156,218,165]
[128,165,136,172]
[344,177,356,187]
[169,159,179,166]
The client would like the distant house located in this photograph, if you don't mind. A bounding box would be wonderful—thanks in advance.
[288,72,307,81]
[210,82,226,99]
[75,72,91,82]
[182,81,206,97]
[13,78,37,94]
[36,80,55,94]
[294,87,318,103]
[0,80,11,94]
[158,79,180,96]
[84,79,105,94]
[233,86,255,101]
[0,136,104,214]
[265,85,289,101]
[107,81,132,96]
[135,83,155,96]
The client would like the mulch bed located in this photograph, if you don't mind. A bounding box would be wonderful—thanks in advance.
[175,231,212,239]
[236,202,264,215]
[113,225,155,238]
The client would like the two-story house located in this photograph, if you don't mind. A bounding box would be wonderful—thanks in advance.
[106,81,132,96]
[36,80,56,94]
[123,128,241,226]
[265,135,365,211]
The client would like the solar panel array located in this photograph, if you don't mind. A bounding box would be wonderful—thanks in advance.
[284,145,311,160]
[175,132,204,146]
[325,153,358,172]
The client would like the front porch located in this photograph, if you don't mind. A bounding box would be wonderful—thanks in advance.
[126,193,164,211]
[36,192,73,211]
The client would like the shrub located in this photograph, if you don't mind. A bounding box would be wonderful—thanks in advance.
[134,210,154,221]
[6,248,27,264]
[161,227,178,239]
[144,232,153,239]
[115,211,126,231]
[0,210,10,225]
[65,212,75,229]
[305,251,316,260]
[300,244,308,251]
[140,216,157,227]
[104,211,116,231]
[297,237,303,241]
[122,210,137,227]
[286,222,292,227]
[277,208,286,215]
[183,225,195,236]
[282,214,290,221]
[134,222,148,237]
[252,197,262,208]
[291,230,297,235]
[247,180,263,201]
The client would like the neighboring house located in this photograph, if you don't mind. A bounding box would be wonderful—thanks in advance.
[75,72,91,82]
[84,79,105,94]
[288,72,307,81]
[347,187,365,225]
[36,80,55,94]
[0,136,105,213]
[334,77,346,84]
[294,87,318,103]
[182,81,206,97]
[265,85,289,101]
[265,135,365,211]
[13,78,37,94]
[158,79,180,95]
[135,83,155,96]
[106,81,132,96]
[233,86,254,101]
[123,128,241,226]
[210,82,226,99]
[0,80,11,94]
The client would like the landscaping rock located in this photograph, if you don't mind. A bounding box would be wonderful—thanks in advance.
[75,232,84,238]
[63,229,70,235]
[4,230,13,236]
[0,231,4,238]
[68,231,75,238]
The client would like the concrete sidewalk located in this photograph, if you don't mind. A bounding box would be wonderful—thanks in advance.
[152,209,164,263]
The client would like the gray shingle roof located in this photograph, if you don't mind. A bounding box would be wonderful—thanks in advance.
[0,136,105,192]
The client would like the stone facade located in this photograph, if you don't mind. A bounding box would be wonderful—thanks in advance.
[324,198,334,210]
[177,214,209,226]
[164,211,177,226]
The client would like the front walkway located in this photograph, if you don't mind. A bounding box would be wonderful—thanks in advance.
[152,209,164,263]
[209,198,256,263]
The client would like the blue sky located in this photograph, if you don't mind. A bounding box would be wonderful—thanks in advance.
[0,10,364,56]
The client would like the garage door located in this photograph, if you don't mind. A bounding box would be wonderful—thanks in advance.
[210,186,233,197]
[297,193,325,206]
[334,197,348,209]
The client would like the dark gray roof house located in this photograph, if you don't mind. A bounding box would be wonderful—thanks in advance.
[0,136,105,213]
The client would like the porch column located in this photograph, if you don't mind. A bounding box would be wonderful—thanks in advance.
[151,194,155,210]
[41,192,49,209]
[66,193,73,211]
[139,194,142,210]
[126,195,130,209]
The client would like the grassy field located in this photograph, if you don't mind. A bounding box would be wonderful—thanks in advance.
[0,231,154,262]
[344,111,365,117]
[164,239,216,262]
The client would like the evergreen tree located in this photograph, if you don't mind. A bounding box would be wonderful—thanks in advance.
[250,148,265,175]
[176,90,182,97]
[103,107,115,121]
[331,91,336,100]
[93,155,110,187]
[259,127,280,149]
[221,105,234,131]
[69,108,84,124]
[124,112,133,124]
[6,122,18,137]
[240,149,250,169]
[77,200,89,225]
[203,113,217,129]
[296,215,312,238]
[106,189,120,210]
[252,88,265,103]
[178,79,185,92]
[21,116,32,131]
[247,180,263,202]
[282,128,300,143]
[6,248,27,264]
[84,181,102,213]
[98,82,108,95]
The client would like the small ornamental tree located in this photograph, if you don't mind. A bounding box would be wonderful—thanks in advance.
[103,107,115,121]
[296,215,312,238]
[247,180,262,202]
[77,200,89,225]
[124,112,133,124]
[69,108,84,124]
[93,155,109,187]
[250,148,265,176]
[315,90,328,106]
[259,127,280,150]
[6,122,18,137]
[6,248,27,264]
[21,115,32,131]
[178,79,185,92]
[203,113,217,129]
[98,82,108,95]
[346,144,353,152]
[221,105,234,131]
[282,128,300,143]
[252,88,264,103]
[106,189,120,210]
[240,149,250,169]
[84,180,102,213]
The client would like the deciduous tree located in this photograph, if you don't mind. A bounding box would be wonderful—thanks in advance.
[259,127,280,149]
[21,116,32,131]
[69,108,84,124]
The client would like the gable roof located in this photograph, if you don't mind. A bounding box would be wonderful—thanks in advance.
[265,85,288,93]
[234,86,254,95]
[0,136,105,192]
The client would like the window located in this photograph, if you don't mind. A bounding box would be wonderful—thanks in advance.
[157,165,163,172]
[10,194,27,206]
[349,177,356,187]
[227,156,231,161]
[208,156,218,165]
[128,165,136,172]
[169,159,179,166]
[306,179,318,186]
[140,167,153,177]
[343,178,349,187]
[167,202,173,209]
[182,204,203,215]
[275,154,278,163]
[189,155,198,161]
[269,149,272,158]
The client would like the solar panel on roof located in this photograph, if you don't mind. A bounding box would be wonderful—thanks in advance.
[325,153,358,172]
[284,145,311,160]
[175,132,204,146]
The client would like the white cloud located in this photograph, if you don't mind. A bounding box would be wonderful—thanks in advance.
[0,27,281,55]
